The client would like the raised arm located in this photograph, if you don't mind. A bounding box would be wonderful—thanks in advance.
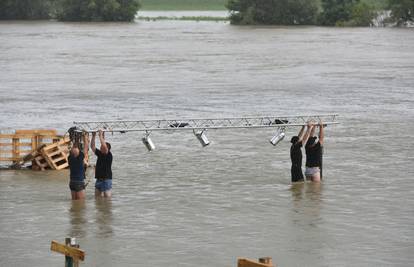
[91,132,96,153]
[319,121,324,145]
[309,122,316,139]
[99,130,108,154]
[302,122,314,145]
[83,132,89,155]
[297,126,305,141]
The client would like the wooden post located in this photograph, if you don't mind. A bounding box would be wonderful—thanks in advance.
[50,238,85,267]
[12,137,19,165]
[65,237,74,267]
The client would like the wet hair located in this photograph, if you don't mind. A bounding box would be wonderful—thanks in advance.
[307,136,317,146]
[291,136,299,144]
[106,142,111,151]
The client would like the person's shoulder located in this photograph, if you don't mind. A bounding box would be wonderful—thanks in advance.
[293,141,302,148]
[317,142,322,147]
[95,148,101,155]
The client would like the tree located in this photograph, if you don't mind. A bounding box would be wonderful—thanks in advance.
[319,0,359,26]
[0,0,55,20]
[347,1,376,26]
[227,0,319,25]
[56,0,141,21]
[388,0,414,25]
[318,0,375,26]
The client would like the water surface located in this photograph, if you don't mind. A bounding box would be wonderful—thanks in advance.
[0,21,413,267]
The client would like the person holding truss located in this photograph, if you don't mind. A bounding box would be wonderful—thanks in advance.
[68,132,89,200]
[290,121,314,183]
[305,121,325,182]
[91,130,113,198]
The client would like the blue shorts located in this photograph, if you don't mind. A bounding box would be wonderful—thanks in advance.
[95,179,112,192]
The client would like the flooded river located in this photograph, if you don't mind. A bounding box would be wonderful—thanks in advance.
[0,19,414,266]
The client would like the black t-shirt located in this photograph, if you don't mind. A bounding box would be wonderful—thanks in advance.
[306,142,322,167]
[68,152,85,181]
[95,149,113,180]
[290,141,302,167]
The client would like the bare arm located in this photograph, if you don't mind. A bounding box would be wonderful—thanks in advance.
[297,126,305,142]
[309,122,316,139]
[99,130,108,154]
[302,123,314,145]
[83,132,89,155]
[91,132,96,153]
[319,121,324,145]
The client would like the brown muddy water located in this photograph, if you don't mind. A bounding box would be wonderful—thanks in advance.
[0,19,413,267]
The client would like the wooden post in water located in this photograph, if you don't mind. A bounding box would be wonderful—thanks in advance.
[50,238,85,267]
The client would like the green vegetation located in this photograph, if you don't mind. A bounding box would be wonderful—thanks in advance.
[226,0,381,26]
[1,0,412,26]
[57,0,141,21]
[140,0,226,10]
[138,15,228,21]
[388,0,414,25]
[0,0,56,19]
[318,0,375,26]
[361,0,387,9]
[227,0,319,25]
[0,0,140,21]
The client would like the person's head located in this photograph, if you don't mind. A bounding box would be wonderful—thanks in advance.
[101,142,111,152]
[307,136,318,146]
[71,143,80,157]
[291,136,299,144]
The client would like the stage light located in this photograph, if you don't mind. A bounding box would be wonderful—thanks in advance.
[194,130,210,147]
[270,129,285,146]
[142,132,155,151]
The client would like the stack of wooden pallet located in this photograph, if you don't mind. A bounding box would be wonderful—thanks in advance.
[31,138,70,171]
[0,129,70,170]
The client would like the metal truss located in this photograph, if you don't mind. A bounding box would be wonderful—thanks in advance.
[73,114,339,133]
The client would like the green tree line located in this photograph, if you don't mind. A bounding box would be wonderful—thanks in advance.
[227,0,414,26]
[0,0,412,24]
[0,0,141,21]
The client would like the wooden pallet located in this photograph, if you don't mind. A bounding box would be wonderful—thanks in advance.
[41,138,70,170]
[33,153,49,171]
[0,129,61,165]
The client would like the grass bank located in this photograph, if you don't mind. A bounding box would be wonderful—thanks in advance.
[140,0,227,11]
[140,0,388,11]
[138,16,228,21]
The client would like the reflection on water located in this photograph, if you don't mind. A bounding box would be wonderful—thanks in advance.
[69,200,87,237]
[290,182,323,223]
[94,198,113,238]
[290,182,322,202]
